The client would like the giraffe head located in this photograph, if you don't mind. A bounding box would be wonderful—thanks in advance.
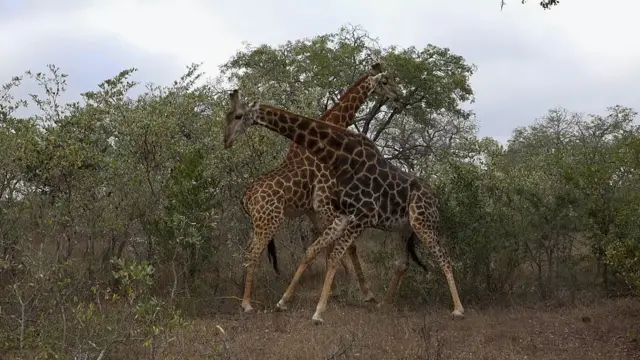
[366,63,402,103]
[223,89,259,149]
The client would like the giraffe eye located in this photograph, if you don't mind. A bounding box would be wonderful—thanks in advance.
[234,114,243,120]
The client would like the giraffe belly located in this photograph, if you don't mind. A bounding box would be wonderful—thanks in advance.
[283,208,309,218]
[376,215,410,232]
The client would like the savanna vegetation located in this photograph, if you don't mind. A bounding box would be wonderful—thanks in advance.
[1,25,638,359]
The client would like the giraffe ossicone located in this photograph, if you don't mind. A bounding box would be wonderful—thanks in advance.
[223,86,465,325]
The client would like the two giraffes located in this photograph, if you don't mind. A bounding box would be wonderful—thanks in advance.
[222,63,465,325]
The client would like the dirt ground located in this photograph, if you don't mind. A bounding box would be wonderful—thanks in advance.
[157,296,640,360]
[2,296,638,359]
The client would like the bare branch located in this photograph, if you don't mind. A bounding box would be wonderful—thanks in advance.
[361,98,386,136]
[372,107,399,142]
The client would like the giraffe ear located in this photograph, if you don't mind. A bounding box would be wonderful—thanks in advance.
[249,100,260,110]
[370,62,383,75]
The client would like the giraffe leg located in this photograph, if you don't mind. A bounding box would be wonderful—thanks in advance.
[308,216,341,298]
[311,197,374,302]
[312,225,364,325]
[309,212,355,299]
[323,239,374,302]
[378,235,410,309]
[325,241,342,298]
[409,203,465,319]
[242,212,284,313]
[276,215,350,311]
[346,243,376,302]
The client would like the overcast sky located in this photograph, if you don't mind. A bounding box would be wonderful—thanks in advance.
[1,0,639,143]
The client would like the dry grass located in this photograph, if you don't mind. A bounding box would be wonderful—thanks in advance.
[2,280,638,360]
[149,295,639,360]
[2,231,638,360]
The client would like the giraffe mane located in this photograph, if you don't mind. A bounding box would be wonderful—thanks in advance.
[259,104,360,136]
[258,103,386,157]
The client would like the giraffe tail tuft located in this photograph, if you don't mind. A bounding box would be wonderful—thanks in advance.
[267,238,280,275]
[407,232,428,272]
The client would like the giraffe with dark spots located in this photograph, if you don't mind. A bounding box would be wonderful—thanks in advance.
[223,86,465,325]
[235,63,406,313]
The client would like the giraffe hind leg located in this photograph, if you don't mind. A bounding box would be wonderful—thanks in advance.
[242,211,285,313]
[379,231,430,308]
[406,232,428,271]
[346,243,376,302]
[408,202,465,319]
[379,231,412,308]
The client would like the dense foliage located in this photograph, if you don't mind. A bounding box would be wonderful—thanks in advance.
[0,24,638,358]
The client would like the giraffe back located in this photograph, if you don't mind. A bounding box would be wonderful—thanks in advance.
[306,131,412,230]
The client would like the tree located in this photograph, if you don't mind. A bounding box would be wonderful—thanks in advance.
[216,24,477,175]
[501,0,561,11]
[3,22,640,358]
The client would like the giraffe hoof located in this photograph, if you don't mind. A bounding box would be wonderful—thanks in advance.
[242,304,254,313]
[275,300,288,312]
[311,313,324,325]
[451,310,465,320]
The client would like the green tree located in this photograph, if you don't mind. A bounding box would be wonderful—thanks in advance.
[217,24,477,174]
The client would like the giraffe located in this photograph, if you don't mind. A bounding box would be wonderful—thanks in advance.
[238,63,404,313]
[222,85,465,325]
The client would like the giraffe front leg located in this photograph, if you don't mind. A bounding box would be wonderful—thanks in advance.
[276,215,350,312]
[325,241,342,299]
[311,202,364,301]
[312,225,364,325]
[308,211,350,300]
[324,240,373,302]
[325,242,353,299]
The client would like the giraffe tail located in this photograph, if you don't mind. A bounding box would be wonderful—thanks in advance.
[266,238,280,275]
[406,232,428,272]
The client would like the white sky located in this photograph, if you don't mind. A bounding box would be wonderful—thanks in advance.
[1,0,639,144]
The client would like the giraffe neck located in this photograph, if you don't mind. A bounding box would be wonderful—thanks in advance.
[319,74,375,128]
[283,74,375,158]
[256,105,347,166]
